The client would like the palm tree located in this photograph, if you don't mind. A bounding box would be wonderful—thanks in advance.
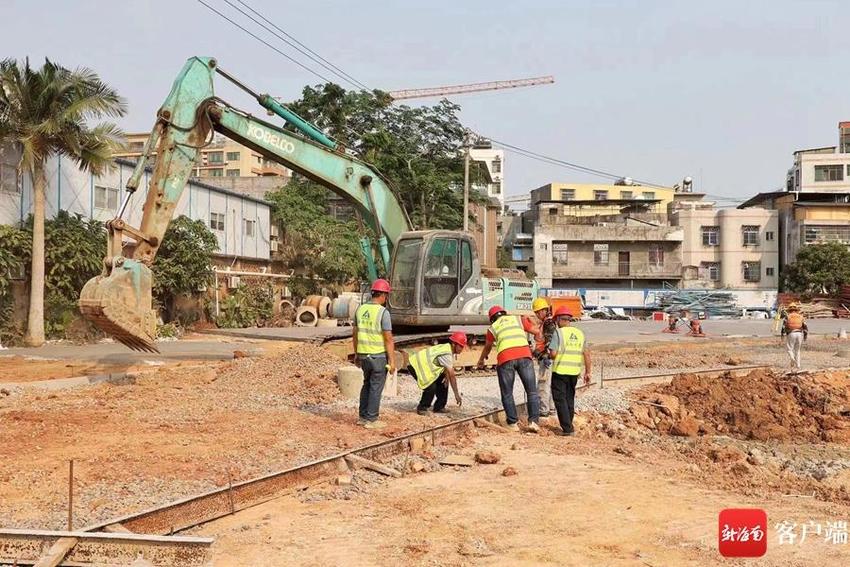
[0,58,126,346]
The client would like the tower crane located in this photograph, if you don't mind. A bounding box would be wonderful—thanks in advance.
[387,76,554,101]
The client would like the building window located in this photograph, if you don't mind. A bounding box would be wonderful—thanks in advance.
[243,219,256,237]
[743,261,761,282]
[701,262,720,281]
[701,226,719,246]
[847,164,850,176]
[492,158,501,173]
[0,162,20,193]
[128,141,145,152]
[620,190,633,199]
[226,169,240,177]
[560,188,575,201]
[208,151,224,163]
[209,212,225,231]
[803,224,850,244]
[209,168,224,177]
[593,243,609,266]
[642,191,655,200]
[548,207,557,216]
[94,185,119,210]
[814,164,844,182]
[594,190,608,200]
[795,169,800,189]
[648,245,664,267]
[552,242,568,265]
[742,225,760,246]
[491,182,501,195]
[765,231,774,241]
[226,151,240,161]
[256,155,262,164]
[766,267,775,277]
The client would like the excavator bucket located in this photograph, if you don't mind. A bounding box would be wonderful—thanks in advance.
[79,259,158,353]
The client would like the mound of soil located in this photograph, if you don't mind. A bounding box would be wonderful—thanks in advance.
[599,344,749,369]
[628,369,850,442]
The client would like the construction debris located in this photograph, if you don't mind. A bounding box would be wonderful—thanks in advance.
[652,290,738,317]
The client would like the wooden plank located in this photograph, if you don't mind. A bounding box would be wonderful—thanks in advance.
[33,537,77,567]
[102,523,132,533]
[344,454,402,478]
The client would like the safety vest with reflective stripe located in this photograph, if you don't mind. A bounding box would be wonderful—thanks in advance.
[354,303,387,355]
[553,326,586,376]
[410,343,453,390]
[489,315,529,355]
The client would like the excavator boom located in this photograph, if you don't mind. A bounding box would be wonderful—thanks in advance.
[80,56,411,351]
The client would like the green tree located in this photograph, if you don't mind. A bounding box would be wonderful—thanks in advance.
[152,215,218,322]
[0,58,126,346]
[782,242,850,295]
[288,85,483,230]
[266,178,365,294]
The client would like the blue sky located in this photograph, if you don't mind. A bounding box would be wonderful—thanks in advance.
[4,0,849,203]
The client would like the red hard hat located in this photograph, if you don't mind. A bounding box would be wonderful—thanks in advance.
[554,306,573,318]
[488,305,506,319]
[371,278,391,293]
[448,332,468,348]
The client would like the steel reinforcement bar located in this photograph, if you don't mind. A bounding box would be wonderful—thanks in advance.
[80,364,771,537]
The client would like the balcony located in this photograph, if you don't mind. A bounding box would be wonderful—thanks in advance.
[538,223,683,242]
[552,260,683,280]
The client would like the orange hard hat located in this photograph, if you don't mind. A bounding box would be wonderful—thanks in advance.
[371,278,391,293]
[488,305,506,319]
[554,306,573,318]
[449,332,468,348]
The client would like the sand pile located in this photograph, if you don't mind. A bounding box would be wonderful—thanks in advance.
[628,369,850,442]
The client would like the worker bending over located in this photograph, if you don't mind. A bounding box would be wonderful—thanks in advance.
[781,303,808,370]
[352,279,396,429]
[476,305,543,432]
[548,307,591,436]
[408,332,467,415]
[531,297,556,418]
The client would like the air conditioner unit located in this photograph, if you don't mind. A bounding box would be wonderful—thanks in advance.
[228,276,241,289]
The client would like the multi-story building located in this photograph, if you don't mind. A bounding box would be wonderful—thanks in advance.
[673,204,779,290]
[114,133,291,180]
[469,140,504,208]
[741,122,850,269]
[524,191,684,289]
[530,182,675,217]
[0,153,272,269]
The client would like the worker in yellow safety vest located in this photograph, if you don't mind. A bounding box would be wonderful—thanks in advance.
[352,279,396,429]
[781,303,808,370]
[408,332,468,415]
[475,305,543,432]
[548,306,591,436]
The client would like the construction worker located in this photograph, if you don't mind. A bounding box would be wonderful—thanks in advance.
[781,303,808,370]
[408,332,467,415]
[475,305,543,432]
[548,306,591,436]
[352,279,396,429]
[531,297,556,418]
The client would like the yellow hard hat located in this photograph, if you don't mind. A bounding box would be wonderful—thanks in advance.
[532,297,550,313]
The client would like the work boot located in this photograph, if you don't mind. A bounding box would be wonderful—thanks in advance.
[364,420,387,430]
[505,423,520,432]
[527,421,540,433]
[416,409,429,416]
[357,418,367,426]
[560,430,575,436]
[433,408,449,414]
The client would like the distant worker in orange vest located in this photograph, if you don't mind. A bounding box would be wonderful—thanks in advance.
[781,303,808,370]
[476,305,543,432]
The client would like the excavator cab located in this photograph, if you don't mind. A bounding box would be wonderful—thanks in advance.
[389,231,488,327]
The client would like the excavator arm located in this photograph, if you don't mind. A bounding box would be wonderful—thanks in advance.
[80,56,411,352]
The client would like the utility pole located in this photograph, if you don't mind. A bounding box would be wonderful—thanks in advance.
[463,132,471,232]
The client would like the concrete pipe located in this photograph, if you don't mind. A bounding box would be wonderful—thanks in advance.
[305,295,332,318]
[295,305,319,327]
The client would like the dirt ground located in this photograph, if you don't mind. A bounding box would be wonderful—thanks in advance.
[197,424,849,566]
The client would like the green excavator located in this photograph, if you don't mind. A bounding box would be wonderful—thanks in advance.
[79,56,537,352]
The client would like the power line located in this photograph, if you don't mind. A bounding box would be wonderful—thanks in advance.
[225,0,370,91]
[483,135,672,189]
[195,0,336,84]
